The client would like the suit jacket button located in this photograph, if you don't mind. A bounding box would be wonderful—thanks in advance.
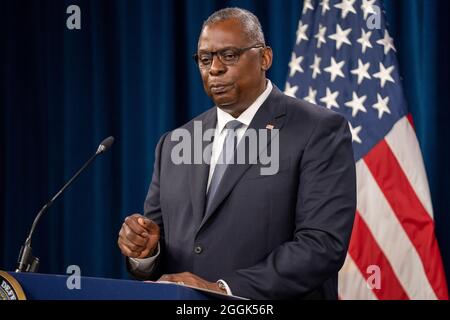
[194,246,203,254]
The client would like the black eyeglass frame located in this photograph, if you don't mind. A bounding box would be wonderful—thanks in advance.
[193,44,266,68]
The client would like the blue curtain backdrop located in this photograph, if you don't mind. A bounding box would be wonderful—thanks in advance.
[1,0,449,282]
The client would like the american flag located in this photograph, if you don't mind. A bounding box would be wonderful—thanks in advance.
[285,0,448,299]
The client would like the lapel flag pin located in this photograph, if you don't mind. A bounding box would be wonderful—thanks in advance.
[266,124,274,130]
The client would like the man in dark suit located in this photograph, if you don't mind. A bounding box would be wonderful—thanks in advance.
[117,7,356,299]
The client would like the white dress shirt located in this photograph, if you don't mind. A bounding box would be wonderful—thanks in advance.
[129,80,273,294]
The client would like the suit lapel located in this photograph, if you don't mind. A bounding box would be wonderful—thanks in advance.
[189,109,217,228]
[197,86,287,232]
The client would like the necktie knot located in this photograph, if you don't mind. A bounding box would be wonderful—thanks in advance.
[224,120,243,131]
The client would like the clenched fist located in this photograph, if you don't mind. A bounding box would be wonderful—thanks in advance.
[118,213,160,259]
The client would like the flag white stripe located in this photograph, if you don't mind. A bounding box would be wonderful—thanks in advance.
[384,117,434,218]
[356,160,437,299]
[339,254,378,300]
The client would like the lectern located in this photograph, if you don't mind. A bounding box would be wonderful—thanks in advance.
[2,271,238,300]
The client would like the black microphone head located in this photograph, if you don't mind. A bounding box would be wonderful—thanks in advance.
[97,136,114,154]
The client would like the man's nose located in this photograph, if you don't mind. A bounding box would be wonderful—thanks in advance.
[209,55,227,76]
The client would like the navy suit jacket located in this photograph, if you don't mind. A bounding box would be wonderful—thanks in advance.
[132,86,356,299]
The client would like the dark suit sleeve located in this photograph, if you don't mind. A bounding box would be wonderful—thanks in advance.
[126,132,169,280]
[222,113,357,299]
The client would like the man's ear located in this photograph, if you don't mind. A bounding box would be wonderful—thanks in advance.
[261,46,273,71]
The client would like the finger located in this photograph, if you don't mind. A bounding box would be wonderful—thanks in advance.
[118,240,141,258]
[137,243,156,259]
[158,274,173,282]
[119,234,145,253]
[158,274,191,286]
[122,223,148,247]
[137,217,147,227]
[125,216,148,236]
[177,273,208,289]
[120,223,158,259]
[138,217,159,234]
[122,223,148,246]
[159,274,184,284]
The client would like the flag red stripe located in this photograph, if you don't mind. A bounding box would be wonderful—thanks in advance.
[349,211,409,299]
[407,113,415,130]
[364,140,449,300]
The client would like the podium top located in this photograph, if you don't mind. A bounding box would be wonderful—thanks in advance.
[6,272,242,300]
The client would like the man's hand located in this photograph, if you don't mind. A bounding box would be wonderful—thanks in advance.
[118,213,160,259]
[158,272,227,294]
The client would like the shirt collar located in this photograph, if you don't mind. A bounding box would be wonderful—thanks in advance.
[216,80,273,133]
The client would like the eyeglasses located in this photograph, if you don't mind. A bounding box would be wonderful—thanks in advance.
[193,44,265,69]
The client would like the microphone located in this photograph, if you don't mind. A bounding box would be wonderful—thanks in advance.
[16,136,115,273]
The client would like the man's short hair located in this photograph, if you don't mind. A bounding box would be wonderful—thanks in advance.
[201,7,266,45]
